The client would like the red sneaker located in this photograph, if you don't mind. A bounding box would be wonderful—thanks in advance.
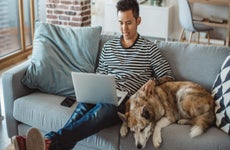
[26,128,45,150]
[26,127,52,150]
[12,135,26,150]
[45,139,52,150]
[12,128,51,150]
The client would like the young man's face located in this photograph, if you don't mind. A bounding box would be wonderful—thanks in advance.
[118,9,141,41]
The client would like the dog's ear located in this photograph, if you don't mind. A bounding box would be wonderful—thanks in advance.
[125,99,131,112]
[141,106,151,120]
[117,112,127,123]
[158,76,174,84]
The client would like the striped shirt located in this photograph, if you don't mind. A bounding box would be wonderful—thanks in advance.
[96,35,173,96]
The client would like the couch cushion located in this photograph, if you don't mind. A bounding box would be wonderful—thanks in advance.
[119,124,230,150]
[96,37,230,91]
[14,92,120,150]
[74,125,120,150]
[22,22,102,96]
[156,41,230,90]
[212,55,230,135]
[13,92,75,131]
[18,123,120,150]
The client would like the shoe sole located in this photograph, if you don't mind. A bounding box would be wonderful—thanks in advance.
[12,136,20,150]
[26,128,45,150]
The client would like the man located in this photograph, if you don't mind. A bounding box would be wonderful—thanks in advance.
[13,0,173,149]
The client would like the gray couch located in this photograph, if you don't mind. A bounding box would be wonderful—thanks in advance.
[2,35,230,150]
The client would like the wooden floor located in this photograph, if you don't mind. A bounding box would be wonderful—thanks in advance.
[0,118,12,150]
[0,84,12,150]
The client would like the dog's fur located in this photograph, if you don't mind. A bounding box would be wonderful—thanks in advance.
[118,77,215,149]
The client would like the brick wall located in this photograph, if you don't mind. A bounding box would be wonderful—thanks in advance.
[46,0,91,27]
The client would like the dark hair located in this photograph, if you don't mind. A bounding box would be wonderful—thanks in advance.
[116,0,139,19]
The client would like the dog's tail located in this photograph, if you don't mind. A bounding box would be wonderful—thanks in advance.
[190,111,215,138]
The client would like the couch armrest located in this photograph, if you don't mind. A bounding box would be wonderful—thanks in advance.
[2,60,34,138]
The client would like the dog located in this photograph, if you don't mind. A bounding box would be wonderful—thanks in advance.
[118,77,215,149]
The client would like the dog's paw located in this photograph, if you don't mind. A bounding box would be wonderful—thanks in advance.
[153,131,162,148]
[178,119,190,125]
[120,124,128,137]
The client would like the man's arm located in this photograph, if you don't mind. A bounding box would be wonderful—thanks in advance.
[141,76,174,96]
[150,44,174,79]
[96,46,108,74]
[141,44,174,95]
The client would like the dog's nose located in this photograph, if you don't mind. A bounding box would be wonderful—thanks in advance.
[137,143,142,149]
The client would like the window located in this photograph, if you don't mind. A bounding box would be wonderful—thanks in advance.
[0,0,34,68]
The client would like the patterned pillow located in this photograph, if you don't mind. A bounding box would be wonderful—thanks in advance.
[212,55,230,135]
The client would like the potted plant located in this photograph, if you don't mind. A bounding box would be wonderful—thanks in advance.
[150,0,163,6]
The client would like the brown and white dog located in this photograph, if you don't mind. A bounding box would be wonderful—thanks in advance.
[118,77,215,149]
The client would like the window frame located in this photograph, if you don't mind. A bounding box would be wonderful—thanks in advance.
[0,0,35,69]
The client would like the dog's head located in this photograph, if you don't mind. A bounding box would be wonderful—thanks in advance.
[118,87,166,149]
[118,106,154,149]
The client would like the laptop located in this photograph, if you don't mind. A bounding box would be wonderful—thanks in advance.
[71,72,128,106]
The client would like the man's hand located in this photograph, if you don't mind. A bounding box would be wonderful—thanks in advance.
[141,76,174,96]
[140,79,156,96]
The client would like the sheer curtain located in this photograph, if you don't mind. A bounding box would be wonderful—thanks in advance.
[0,0,21,58]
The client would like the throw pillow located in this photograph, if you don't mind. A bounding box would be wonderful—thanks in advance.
[212,55,230,135]
[22,22,102,96]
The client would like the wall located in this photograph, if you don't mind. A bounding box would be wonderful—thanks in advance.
[36,0,47,21]
[46,0,91,27]
[91,0,179,40]
[35,0,91,27]
[37,0,228,41]
[91,0,228,41]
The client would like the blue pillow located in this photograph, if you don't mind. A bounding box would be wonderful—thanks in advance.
[22,22,102,96]
[212,55,230,135]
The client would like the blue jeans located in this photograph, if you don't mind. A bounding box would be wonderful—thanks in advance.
[45,102,126,150]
